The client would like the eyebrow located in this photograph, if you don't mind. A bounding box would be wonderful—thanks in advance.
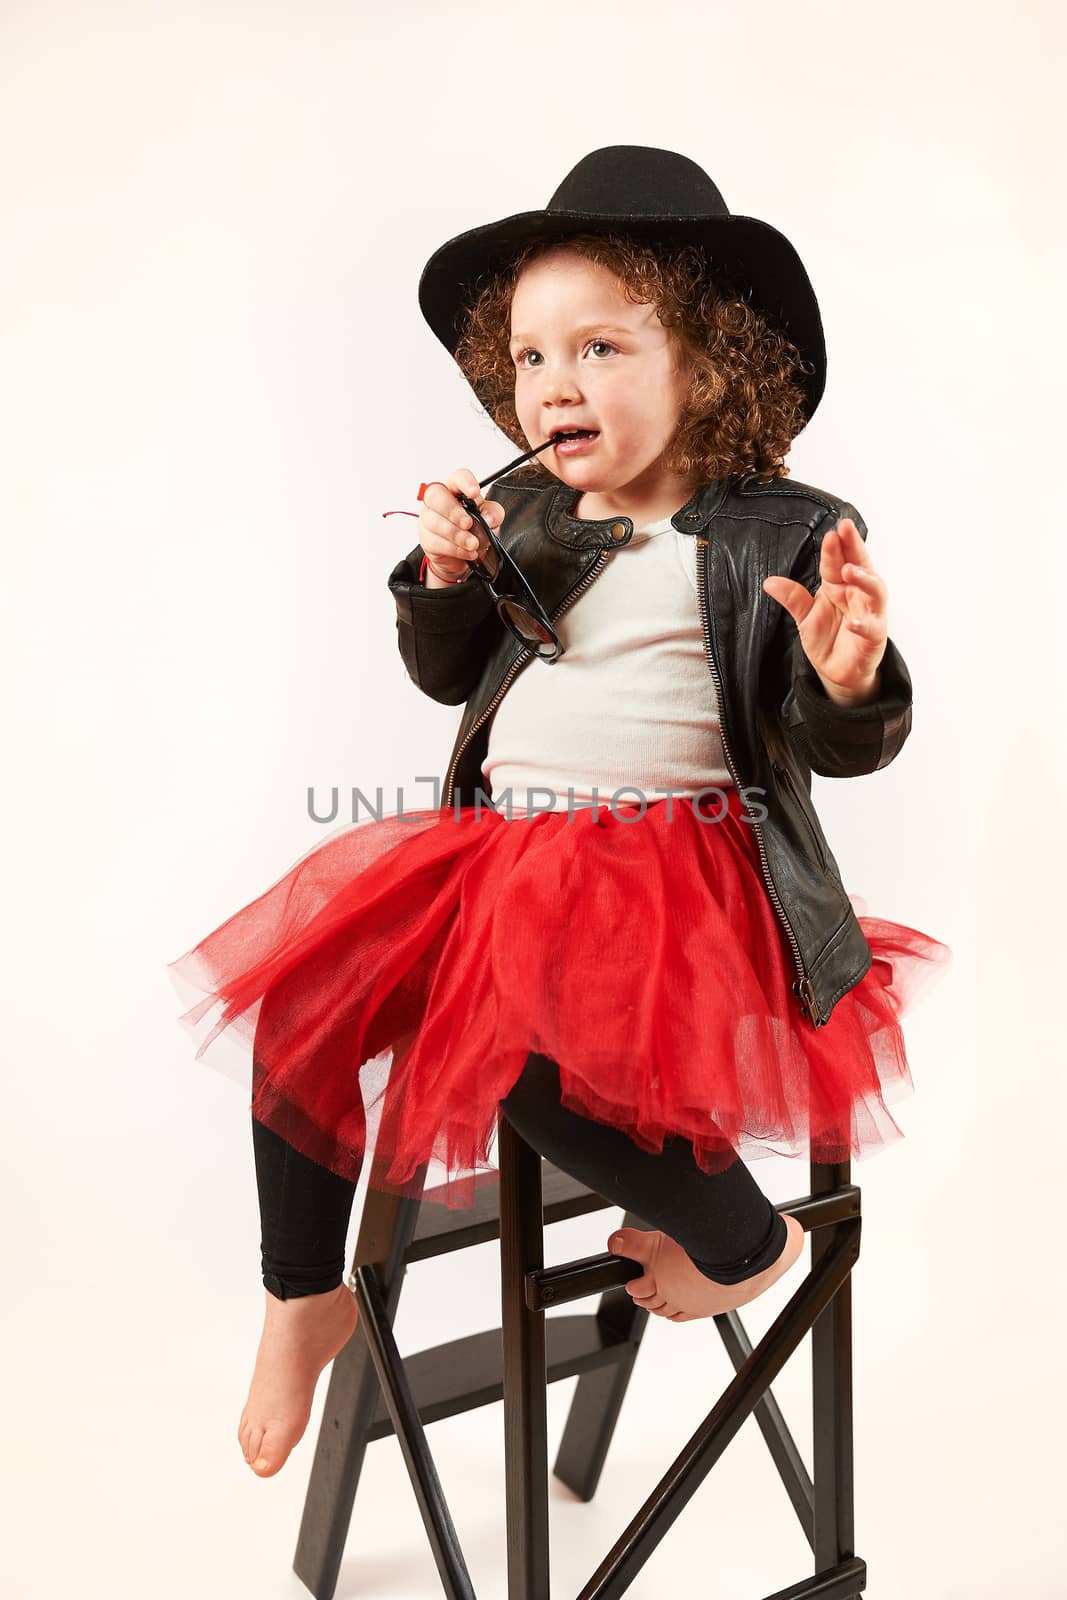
[508,323,635,349]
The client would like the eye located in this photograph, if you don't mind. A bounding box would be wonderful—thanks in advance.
[513,338,617,369]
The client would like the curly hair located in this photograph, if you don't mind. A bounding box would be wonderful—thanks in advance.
[453,233,813,483]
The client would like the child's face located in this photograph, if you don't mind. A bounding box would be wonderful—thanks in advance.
[508,247,696,512]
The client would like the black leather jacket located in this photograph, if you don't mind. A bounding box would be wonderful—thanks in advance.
[386,466,914,1029]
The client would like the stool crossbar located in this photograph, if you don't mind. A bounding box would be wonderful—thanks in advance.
[291,1110,866,1599]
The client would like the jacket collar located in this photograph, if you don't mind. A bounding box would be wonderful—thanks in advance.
[544,476,735,549]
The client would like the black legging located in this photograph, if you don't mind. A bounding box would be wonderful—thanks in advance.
[253,1051,788,1299]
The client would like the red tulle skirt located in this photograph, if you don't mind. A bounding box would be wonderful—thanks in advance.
[168,789,951,1208]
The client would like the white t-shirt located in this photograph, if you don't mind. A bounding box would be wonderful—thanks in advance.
[481,514,733,814]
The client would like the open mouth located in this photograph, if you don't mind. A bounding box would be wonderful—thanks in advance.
[550,428,600,456]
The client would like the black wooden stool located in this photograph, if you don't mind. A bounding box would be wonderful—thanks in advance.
[291,1110,866,1599]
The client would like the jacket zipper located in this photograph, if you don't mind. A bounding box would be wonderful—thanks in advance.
[695,535,822,1028]
[442,551,609,810]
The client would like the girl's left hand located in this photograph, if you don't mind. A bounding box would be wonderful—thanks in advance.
[762,518,887,705]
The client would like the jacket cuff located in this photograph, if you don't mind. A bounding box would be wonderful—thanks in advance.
[788,634,912,767]
[388,544,496,633]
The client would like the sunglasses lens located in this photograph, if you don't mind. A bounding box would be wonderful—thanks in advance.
[479,541,501,582]
[478,526,559,658]
[502,598,559,652]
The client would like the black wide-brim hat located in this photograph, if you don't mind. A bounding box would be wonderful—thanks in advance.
[418,144,827,424]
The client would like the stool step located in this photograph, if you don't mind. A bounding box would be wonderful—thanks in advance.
[406,1160,615,1262]
[362,1311,634,1443]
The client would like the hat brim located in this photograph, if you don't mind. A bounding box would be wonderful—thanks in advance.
[418,210,826,422]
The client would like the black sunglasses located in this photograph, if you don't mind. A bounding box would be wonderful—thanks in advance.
[455,437,567,663]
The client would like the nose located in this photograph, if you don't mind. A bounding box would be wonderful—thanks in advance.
[540,367,582,408]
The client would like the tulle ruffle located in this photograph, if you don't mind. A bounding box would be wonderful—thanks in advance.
[168,790,951,1208]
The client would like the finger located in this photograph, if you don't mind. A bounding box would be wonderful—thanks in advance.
[428,505,481,555]
[426,480,467,519]
[845,613,887,638]
[428,543,476,572]
[841,563,887,606]
[424,485,473,547]
[840,569,887,637]
[817,547,882,619]
[763,574,817,628]
[834,519,876,579]
[450,470,484,509]
[819,524,850,586]
[427,504,473,541]
[429,533,479,566]
[424,526,472,558]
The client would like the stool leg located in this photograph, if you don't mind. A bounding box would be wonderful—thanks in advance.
[810,1156,862,1596]
[293,1180,422,1600]
[498,1111,552,1600]
[554,1206,649,1502]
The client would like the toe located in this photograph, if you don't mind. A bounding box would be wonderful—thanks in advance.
[610,1227,657,1265]
[251,1428,287,1476]
[627,1279,668,1313]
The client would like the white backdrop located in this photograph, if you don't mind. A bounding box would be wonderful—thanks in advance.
[2,2,1063,1596]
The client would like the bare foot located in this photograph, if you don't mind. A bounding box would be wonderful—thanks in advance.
[607,1215,805,1321]
[237,1282,360,1477]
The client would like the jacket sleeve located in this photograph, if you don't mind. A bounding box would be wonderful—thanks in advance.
[387,541,504,706]
[778,502,914,779]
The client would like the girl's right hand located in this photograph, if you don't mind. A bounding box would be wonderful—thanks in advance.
[418,471,505,582]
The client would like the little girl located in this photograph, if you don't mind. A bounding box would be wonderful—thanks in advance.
[169,145,950,1480]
